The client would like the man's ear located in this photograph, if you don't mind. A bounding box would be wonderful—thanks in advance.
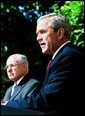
[23,63,26,68]
[57,28,65,40]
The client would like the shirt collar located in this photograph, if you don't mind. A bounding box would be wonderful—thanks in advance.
[15,76,24,85]
[52,41,71,60]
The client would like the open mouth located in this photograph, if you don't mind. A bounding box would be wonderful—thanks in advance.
[40,43,45,47]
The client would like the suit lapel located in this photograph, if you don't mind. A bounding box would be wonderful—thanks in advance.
[8,74,30,100]
[3,87,12,101]
[9,83,26,100]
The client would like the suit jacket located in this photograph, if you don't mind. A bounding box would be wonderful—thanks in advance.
[7,43,84,116]
[3,75,40,101]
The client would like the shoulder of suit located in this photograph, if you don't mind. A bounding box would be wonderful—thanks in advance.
[26,78,40,85]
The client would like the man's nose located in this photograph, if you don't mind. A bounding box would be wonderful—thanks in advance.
[37,34,42,43]
[7,67,12,72]
[37,33,41,40]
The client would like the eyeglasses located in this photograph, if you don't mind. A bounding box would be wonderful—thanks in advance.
[4,63,23,70]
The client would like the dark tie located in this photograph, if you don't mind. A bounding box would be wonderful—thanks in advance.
[46,60,51,70]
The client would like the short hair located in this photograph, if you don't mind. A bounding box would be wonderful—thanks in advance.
[16,54,28,63]
[37,13,71,39]
[7,54,28,63]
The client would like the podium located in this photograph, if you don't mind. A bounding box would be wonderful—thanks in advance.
[1,105,45,115]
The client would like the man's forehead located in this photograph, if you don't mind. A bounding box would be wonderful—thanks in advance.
[36,20,49,33]
[37,19,48,27]
[6,56,19,64]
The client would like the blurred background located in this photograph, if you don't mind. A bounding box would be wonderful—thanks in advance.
[1,1,84,98]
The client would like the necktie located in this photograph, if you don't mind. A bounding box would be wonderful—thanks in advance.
[46,60,51,70]
[11,82,17,96]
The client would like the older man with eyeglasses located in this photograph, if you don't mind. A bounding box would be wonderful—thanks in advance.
[1,54,40,105]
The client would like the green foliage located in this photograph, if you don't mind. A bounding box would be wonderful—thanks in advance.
[50,2,59,13]
[60,1,84,47]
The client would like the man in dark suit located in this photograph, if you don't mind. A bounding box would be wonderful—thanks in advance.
[4,13,84,116]
[1,54,39,105]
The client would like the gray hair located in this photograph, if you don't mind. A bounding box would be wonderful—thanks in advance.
[17,54,28,63]
[9,54,28,63]
[37,13,71,39]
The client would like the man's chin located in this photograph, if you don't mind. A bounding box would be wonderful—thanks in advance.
[42,49,49,54]
[9,77,15,81]
[42,50,47,54]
